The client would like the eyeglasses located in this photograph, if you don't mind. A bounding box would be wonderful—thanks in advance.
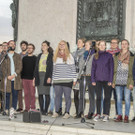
[111,42,118,44]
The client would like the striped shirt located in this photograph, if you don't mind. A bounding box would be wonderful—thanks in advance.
[52,54,77,84]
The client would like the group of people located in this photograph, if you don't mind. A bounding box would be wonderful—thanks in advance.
[0,38,135,123]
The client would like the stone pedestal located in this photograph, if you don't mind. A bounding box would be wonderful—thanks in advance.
[17,0,135,53]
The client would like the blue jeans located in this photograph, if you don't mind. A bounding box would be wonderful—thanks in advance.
[49,86,55,112]
[6,81,18,110]
[49,85,62,112]
[133,87,135,116]
[115,86,131,116]
[54,85,71,113]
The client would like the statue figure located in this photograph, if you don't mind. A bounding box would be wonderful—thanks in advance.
[10,0,18,41]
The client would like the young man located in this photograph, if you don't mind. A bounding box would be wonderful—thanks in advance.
[1,40,22,119]
[21,44,36,111]
[0,42,8,113]
[16,41,28,112]
[107,39,120,119]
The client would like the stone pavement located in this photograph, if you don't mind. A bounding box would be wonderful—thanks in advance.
[0,100,135,135]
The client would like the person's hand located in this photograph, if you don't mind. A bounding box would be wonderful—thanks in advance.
[73,82,76,86]
[47,78,51,84]
[8,76,12,80]
[33,78,35,87]
[8,74,15,80]
[112,83,115,88]
[129,85,133,90]
[92,82,96,86]
[108,82,112,86]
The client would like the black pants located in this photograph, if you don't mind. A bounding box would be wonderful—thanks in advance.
[95,81,112,115]
[0,91,3,111]
[73,89,79,114]
[79,76,95,114]
[111,87,118,115]
[38,94,50,113]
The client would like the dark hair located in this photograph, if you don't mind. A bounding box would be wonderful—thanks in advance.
[121,39,129,45]
[20,40,28,46]
[28,43,35,50]
[2,42,7,44]
[42,40,53,53]
[0,44,2,47]
[111,38,119,44]
[8,40,15,45]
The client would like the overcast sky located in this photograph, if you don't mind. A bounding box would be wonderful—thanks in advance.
[0,0,13,43]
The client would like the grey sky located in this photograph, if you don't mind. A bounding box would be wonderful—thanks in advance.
[0,0,13,43]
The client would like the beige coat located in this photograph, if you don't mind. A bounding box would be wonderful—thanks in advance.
[1,52,22,93]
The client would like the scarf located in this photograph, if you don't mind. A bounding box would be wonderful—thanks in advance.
[107,47,120,56]
[118,51,130,64]
[57,51,67,62]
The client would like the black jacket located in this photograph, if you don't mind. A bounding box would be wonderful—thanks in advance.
[34,52,53,86]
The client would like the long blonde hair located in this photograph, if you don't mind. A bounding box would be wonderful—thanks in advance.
[94,40,106,60]
[53,40,70,62]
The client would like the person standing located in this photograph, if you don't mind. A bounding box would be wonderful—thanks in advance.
[91,40,114,122]
[77,40,95,119]
[52,40,77,119]
[107,39,120,119]
[132,54,135,122]
[0,42,8,113]
[1,40,22,119]
[113,39,134,123]
[34,40,53,115]
[72,38,85,117]
[16,41,28,112]
[21,44,36,111]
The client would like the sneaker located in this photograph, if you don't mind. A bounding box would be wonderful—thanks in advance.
[52,112,59,118]
[132,117,135,122]
[124,115,129,123]
[9,108,14,120]
[115,115,122,122]
[74,113,81,119]
[16,108,23,112]
[5,109,9,115]
[93,114,100,121]
[63,113,70,119]
[85,113,93,119]
[102,115,109,122]
[42,112,48,116]
[58,108,62,115]
[72,113,77,117]
[48,111,53,116]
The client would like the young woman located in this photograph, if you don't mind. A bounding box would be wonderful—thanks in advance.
[72,38,85,117]
[77,40,95,119]
[34,40,53,115]
[52,40,77,119]
[132,54,135,122]
[91,40,114,122]
[113,39,134,123]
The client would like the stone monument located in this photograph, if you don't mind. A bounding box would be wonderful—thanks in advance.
[77,0,126,41]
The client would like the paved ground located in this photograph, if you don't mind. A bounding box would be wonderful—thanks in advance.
[0,100,135,134]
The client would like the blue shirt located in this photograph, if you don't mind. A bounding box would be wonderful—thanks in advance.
[8,53,15,81]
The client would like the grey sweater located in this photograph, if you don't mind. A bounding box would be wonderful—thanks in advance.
[78,54,94,79]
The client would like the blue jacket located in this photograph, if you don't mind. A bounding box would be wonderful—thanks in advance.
[91,51,114,83]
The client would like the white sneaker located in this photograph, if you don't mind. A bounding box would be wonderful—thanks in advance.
[52,112,59,118]
[102,115,109,122]
[9,107,14,120]
[63,113,70,119]
[72,113,77,117]
[93,114,100,122]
